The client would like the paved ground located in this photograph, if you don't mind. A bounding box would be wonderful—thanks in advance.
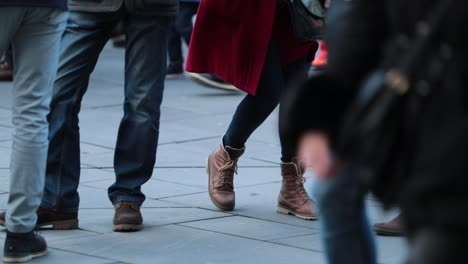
[0,44,406,264]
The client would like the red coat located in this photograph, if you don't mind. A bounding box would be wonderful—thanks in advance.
[186,0,317,95]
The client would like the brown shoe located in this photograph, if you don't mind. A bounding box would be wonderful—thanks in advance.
[0,61,13,81]
[374,214,405,236]
[277,160,317,220]
[0,207,78,230]
[206,143,245,211]
[113,201,143,232]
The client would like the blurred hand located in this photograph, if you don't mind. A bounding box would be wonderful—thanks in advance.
[298,131,334,180]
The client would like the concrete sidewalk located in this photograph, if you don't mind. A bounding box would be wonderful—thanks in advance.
[0,45,406,264]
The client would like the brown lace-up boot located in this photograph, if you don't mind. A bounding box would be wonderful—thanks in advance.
[277,160,317,220]
[206,143,245,211]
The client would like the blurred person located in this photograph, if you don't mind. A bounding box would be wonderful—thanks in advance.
[0,0,177,233]
[0,46,13,81]
[186,0,319,219]
[282,0,468,263]
[0,1,67,262]
[166,0,199,78]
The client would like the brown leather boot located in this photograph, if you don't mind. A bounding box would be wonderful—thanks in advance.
[277,160,317,220]
[0,207,78,230]
[374,214,404,236]
[206,143,245,211]
[113,201,143,232]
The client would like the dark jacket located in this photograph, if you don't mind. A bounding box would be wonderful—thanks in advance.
[68,0,177,15]
[282,0,468,233]
[0,0,67,10]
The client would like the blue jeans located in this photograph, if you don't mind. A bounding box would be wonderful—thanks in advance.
[42,8,170,212]
[224,39,307,162]
[311,167,377,264]
[0,7,66,233]
[167,2,199,65]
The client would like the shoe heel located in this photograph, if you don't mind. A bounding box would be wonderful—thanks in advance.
[52,219,79,230]
[277,206,291,215]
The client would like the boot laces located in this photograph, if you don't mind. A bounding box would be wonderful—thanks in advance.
[218,160,238,189]
[295,174,310,202]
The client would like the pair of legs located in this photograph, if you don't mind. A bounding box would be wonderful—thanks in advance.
[41,7,170,213]
[207,38,315,219]
[167,2,199,68]
[223,39,306,161]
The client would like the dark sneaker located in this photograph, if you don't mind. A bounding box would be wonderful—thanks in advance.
[112,35,126,48]
[113,201,143,232]
[187,73,238,91]
[166,62,184,79]
[3,231,47,263]
[0,207,78,230]
[374,214,405,236]
[0,60,13,81]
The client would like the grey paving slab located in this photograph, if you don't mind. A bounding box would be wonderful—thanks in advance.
[377,236,408,264]
[0,126,11,141]
[0,108,11,127]
[156,138,279,168]
[273,234,322,251]
[180,215,316,241]
[161,182,320,229]
[49,225,326,264]
[0,141,11,168]
[80,168,116,183]
[151,167,281,189]
[76,207,230,234]
[0,169,9,192]
[0,237,114,264]
[0,228,99,242]
[82,178,205,200]
[273,233,408,264]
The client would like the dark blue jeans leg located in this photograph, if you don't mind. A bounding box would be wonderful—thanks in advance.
[311,167,377,264]
[108,14,171,206]
[167,2,198,64]
[42,11,119,213]
[224,39,307,162]
[176,2,199,44]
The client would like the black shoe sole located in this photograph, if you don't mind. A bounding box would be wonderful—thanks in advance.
[3,249,47,263]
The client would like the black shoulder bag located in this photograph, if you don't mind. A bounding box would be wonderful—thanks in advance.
[287,0,326,42]
[337,0,453,205]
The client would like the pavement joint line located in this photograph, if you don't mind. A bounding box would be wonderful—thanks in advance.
[223,213,319,230]
[47,246,122,263]
[81,141,115,151]
[271,233,320,242]
[157,135,221,145]
[175,224,323,253]
[86,104,122,110]
[270,232,320,241]
[141,215,236,229]
[148,178,207,189]
[78,165,281,169]
[248,157,281,165]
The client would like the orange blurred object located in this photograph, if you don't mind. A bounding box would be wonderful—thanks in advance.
[311,40,328,69]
